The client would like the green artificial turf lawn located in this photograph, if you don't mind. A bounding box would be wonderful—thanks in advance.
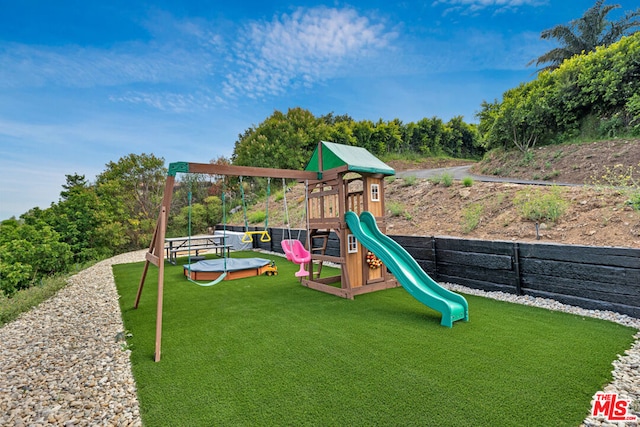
[114,252,636,427]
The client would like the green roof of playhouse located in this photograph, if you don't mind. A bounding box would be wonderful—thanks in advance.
[305,141,395,176]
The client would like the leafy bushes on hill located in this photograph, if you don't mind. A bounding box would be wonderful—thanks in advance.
[478,33,640,152]
[0,219,72,296]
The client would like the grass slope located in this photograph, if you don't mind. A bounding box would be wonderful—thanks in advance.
[114,252,636,426]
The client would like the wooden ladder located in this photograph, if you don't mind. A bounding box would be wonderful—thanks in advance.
[309,231,330,278]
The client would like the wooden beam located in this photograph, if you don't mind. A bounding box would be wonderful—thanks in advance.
[306,166,345,185]
[350,279,400,295]
[311,254,344,263]
[145,252,161,266]
[301,278,354,299]
[185,163,318,180]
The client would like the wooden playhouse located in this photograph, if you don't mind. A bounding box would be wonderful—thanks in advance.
[301,141,400,299]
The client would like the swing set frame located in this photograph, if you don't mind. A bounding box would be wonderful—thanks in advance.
[135,161,317,362]
[136,141,399,362]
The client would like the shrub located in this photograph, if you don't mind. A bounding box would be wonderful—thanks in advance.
[428,175,441,185]
[462,177,474,187]
[542,170,560,180]
[594,163,638,188]
[402,175,417,187]
[441,173,454,187]
[462,203,483,233]
[513,186,568,223]
[592,163,640,211]
[627,192,640,211]
[429,172,454,187]
[387,201,406,217]
[520,150,535,166]
[0,220,73,296]
[0,261,32,297]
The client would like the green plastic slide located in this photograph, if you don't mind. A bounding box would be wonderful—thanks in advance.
[345,211,468,327]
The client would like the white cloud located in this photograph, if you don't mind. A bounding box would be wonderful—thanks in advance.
[0,9,225,92]
[0,7,397,110]
[222,6,396,99]
[109,90,226,113]
[0,41,216,90]
[432,0,548,14]
[0,7,397,112]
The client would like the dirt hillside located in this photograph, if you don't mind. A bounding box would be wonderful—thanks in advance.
[236,139,640,248]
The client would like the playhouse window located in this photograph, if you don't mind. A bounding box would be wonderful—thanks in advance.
[347,234,358,253]
[370,184,380,202]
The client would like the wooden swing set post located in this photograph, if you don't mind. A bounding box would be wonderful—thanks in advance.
[153,207,167,362]
[134,175,175,362]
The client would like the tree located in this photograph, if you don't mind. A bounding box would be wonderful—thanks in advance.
[530,0,640,72]
[351,120,376,153]
[328,120,358,147]
[20,174,128,262]
[480,33,640,150]
[414,117,446,156]
[232,108,482,168]
[445,117,481,158]
[95,153,167,249]
[232,108,331,171]
[370,119,404,155]
[477,75,555,153]
[53,174,127,260]
[171,196,223,236]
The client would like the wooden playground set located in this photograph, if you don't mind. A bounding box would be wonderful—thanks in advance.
[136,141,468,362]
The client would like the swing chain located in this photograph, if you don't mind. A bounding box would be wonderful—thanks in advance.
[185,175,228,287]
[282,178,304,241]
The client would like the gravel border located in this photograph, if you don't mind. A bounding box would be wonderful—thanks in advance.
[0,250,147,427]
[0,249,637,426]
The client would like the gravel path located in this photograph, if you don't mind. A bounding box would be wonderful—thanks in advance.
[0,250,637,426]
[0,250,147,427]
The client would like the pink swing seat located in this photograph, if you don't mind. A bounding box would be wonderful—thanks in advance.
[281,239,312,277]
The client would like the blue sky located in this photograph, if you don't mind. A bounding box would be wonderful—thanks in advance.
[0,0,631,219]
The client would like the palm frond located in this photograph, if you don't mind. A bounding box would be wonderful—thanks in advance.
[530,0,640,74]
